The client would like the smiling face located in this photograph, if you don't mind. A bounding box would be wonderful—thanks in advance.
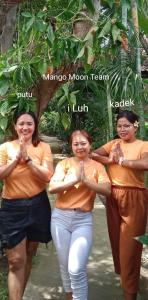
[117,117,137,142]
[14,114,35,143]
[72,133,91,160]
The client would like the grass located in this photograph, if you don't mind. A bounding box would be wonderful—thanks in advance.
[0,271,8,300]
[145,172,148,188]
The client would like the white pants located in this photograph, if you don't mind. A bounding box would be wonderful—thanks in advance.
[51,208,93,300]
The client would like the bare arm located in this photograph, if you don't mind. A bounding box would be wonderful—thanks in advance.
[20,138,54,182]
[83,179,111,196]
[49,161,81,193]
[0,158,19,179]
[91,147,113,165]
[49,178,79,193]
[81,161,111,196]
[27,160,54,182]
[121,153,148,170]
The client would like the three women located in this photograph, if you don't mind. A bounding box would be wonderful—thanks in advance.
[0,108,147,300]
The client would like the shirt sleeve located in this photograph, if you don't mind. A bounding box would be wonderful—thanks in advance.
[50,160,66,183]
[97,163,110,184]
[42,142,53,162]
[140,141,148,157]
[102,139,120,154]
[0,143,7,165]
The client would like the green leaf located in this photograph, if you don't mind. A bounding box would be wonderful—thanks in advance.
[21,12,32,18]
[73,90,79,95]
[0,128,5,142]
[75,46,85,60]
[102,0,114,9]
[0,101,9,116]
[57,95,67,107]
[69,92,76,107]
[62,84,69,97]
[3,65,18,73]
[0,117,8,131]
[18,99,26,111]
[23,66,33,83]
[139,13,148,34]
[84,0,95,14]
[26,17,35,32]
[99,20,111,38]
[37,12,47,18]
[84,26,98,42]
[35,20,47,32]
[13,68,21,85]
[112,25,121,43]
[67,0,76,9]
[61,112,71,129]
[55,89,63,99]
[38,61,48,75]
[37,61,48,75]
[47,24,55,45]
[0,80,9,96]
[135,235,148,245]
[116,21,127,31]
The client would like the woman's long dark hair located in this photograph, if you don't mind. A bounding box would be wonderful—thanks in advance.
[13,111,40,147]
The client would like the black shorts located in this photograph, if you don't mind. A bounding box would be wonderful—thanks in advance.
[0,190,52,250]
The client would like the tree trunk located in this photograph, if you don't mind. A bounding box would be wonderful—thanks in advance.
[121,0,127,91]
[107,82,113,139]
[131,0,145,139]
[0,2,18,53]
[36,64,81,119]
[36,4,101,119]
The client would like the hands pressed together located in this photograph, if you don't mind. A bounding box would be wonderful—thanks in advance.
[90,143,125,166]
[109,143,124,165]
[15,136,31,164]
[76,160,87,184]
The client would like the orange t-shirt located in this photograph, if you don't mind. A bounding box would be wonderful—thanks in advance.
[49,157,110,212]
[103,139,148,188]
[0,140,53,199]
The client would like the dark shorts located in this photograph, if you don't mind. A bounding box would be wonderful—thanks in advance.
[0,190,52,251]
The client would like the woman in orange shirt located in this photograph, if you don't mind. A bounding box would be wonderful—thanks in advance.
[91,110,148,300]
[0,111,53,300]
[49,130,111,300]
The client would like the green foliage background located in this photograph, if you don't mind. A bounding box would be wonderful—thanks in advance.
[0,0,148,143]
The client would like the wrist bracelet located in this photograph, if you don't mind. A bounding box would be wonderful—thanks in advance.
[118,157,125,166]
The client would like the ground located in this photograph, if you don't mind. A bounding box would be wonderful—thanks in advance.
[23,199,148,300]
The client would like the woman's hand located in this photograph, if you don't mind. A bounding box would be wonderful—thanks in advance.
[15,150,22,162]
[79,160,111,196]
[80,160,85,181]
[90,151,114,165]
[109,143,124,164]
[19,136,28,162]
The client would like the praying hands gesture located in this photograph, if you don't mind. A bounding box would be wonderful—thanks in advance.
[49,159,111,196]
[19,136,29,162]
[90,143,124,166]
[14,136,29,164]
[0,135,29,179]
[79,160,86,182]
[109,142,124,164]
[76,160,110,196]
